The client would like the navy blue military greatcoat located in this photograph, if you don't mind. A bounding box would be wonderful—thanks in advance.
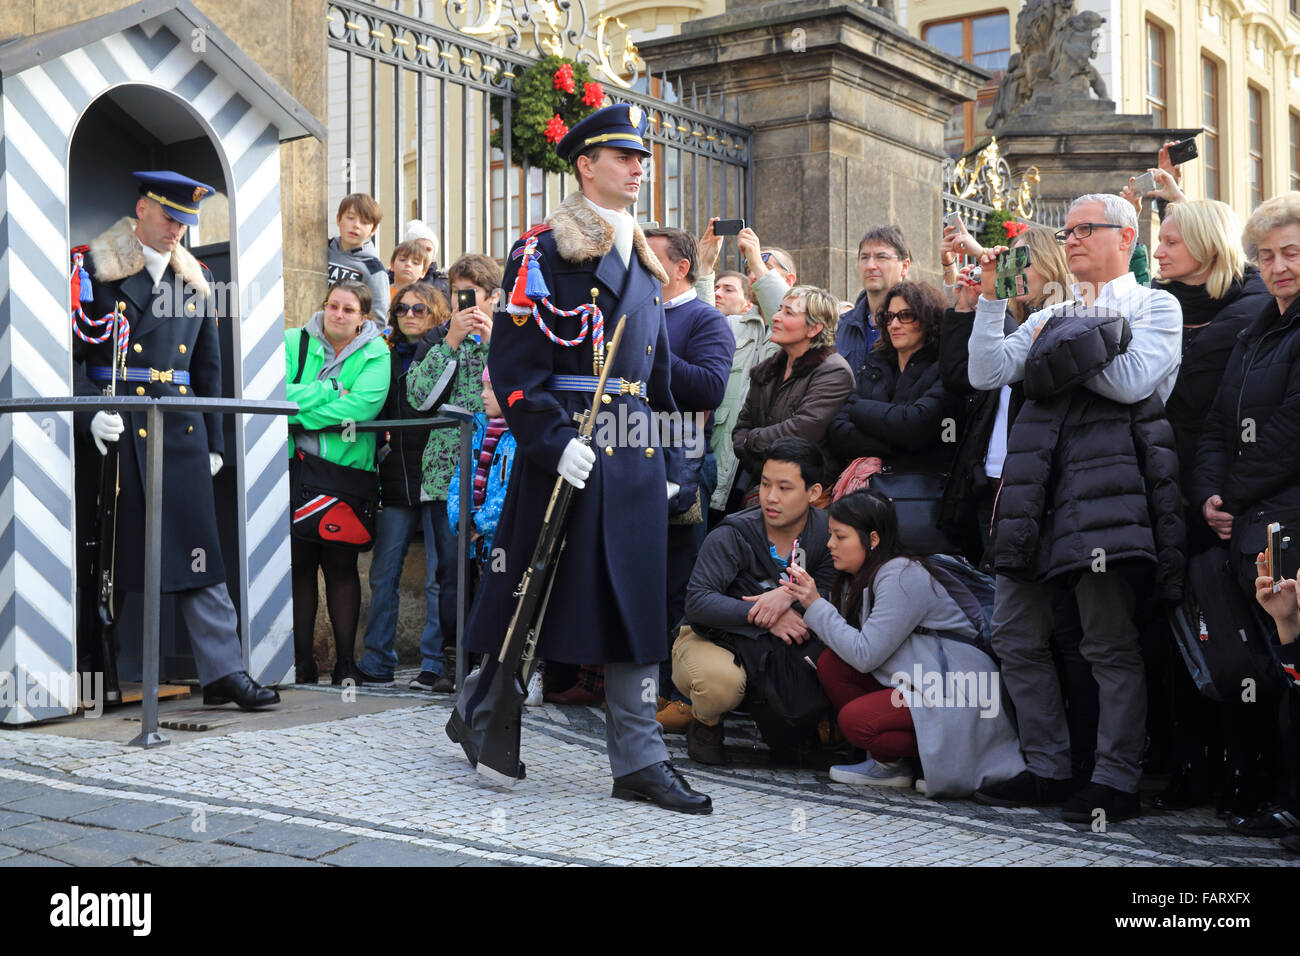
[72,217,226,594]
[462,192,680,665]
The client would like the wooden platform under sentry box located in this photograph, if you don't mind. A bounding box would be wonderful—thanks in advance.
[116,683,192,704]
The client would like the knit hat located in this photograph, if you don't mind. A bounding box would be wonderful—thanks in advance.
[403,220,438,259]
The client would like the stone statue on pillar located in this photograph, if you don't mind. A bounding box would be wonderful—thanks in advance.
[987,0,1110,131]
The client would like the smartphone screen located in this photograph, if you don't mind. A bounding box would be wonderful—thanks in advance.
[714,218,744,236]
[456,288,476,311]
[1133,171,1157,196]
[994,246,1031,299]
[944,211,961,232]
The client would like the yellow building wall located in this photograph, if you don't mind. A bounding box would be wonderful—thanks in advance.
[901,0,1300,225]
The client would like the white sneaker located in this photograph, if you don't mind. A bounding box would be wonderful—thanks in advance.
[524,669,544,706]
[914,778,927,795]
[829,758,914,788]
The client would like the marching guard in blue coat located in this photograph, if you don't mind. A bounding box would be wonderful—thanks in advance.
[450,105,712,812]
[72,171,278,709]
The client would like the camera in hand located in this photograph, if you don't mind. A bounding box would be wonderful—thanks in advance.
[456,288,476,311]
[1132,170,1157,196]
[714,218,745,236]
[1166,136,1199,166]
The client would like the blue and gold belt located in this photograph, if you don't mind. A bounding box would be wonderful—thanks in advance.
[547,374,646,399]
[87,366,191,386]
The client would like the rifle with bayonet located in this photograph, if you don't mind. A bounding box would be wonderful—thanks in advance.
[460,314,628,786]
[85,301,125,706]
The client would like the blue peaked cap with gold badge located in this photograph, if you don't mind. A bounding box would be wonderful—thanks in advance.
[556,103,652,163]
[132,170,215,226]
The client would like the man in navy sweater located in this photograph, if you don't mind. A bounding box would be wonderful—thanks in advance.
[646,228,736,725]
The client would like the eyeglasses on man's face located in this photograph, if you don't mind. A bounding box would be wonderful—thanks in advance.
[1054,222,1124,243]
[878,309,919,327]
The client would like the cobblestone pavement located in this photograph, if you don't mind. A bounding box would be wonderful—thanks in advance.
[1,672,1297,866]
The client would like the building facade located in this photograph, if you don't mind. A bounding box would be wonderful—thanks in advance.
[894,0,1300,222]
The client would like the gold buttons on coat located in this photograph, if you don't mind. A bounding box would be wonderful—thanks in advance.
[179,386,187,394]
[646,345,652,355]
[133,343,143,353]
[186,302,196,312]
[645,448,655,458]
[179,344,187,353]
[187,425,194,433]
[135,386,145,396]
[654,296,660,305]
[138,428,147,438]
[590,288,599,298]
[601,394,612,405]
[604,446,614,456]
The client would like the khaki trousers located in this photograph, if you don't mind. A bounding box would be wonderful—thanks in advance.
[671,626,746,726]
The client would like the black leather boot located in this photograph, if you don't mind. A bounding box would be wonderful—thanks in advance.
[1152,756,1213,811]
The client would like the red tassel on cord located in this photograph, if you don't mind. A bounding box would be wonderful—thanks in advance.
[510,257,534,310]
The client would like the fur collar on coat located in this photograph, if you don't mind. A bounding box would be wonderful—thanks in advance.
[89,217,210,297]
[544,193,669,285]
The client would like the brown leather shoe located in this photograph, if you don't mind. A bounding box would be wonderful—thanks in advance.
[656,700,694,734]
[543,684,605,706]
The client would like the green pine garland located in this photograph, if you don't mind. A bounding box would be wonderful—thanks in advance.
[491,56,604,174]
[978,209,1020,248]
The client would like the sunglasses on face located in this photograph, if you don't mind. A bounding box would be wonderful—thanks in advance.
[394,302,430,317]
[879,309,919,327]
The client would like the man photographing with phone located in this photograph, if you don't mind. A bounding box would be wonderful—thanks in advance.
[964,192,1184,824]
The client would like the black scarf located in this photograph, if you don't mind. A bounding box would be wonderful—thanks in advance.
[1158,277,1243,327]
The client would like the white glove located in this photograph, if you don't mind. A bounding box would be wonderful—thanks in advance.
[667,481,680,500]
[209,453,223,477]
[90,411,124,456]
[557,438,596,489]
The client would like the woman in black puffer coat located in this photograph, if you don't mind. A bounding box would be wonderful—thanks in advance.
[1153,199,1278,817]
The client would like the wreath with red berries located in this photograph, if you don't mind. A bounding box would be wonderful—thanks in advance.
[492,55,607,174]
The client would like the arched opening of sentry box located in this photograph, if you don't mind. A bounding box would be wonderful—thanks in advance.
[69,84,243,691]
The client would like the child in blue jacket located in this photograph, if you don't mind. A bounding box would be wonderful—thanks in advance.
[447,368,517,568]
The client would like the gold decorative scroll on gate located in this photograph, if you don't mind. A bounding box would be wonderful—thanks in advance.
[441,0,644,87]
[948,138,1040,220]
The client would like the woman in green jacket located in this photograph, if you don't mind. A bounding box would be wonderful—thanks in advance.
[286,280,391,685]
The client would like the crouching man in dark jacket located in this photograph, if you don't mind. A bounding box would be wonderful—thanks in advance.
[964,194,1186,824]
[674,438,837,763]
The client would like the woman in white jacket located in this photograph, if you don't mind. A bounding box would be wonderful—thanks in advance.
[784,490,1024,797]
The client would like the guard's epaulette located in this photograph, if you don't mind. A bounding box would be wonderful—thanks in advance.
[510,223,552,260]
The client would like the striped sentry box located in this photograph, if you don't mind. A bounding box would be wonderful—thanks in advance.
[0,4,322,723]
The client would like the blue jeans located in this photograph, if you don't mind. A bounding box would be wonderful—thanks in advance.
[360,503,441,679]
[422,502,459,674]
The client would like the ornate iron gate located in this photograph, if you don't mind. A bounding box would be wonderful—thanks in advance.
[326,0,752,265]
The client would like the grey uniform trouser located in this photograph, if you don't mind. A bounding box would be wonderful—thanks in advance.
[122,582,245,687]
[457,659,669,778]
[991,572,1145,792]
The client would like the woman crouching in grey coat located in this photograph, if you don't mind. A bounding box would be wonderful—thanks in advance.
[783,490,1025,798]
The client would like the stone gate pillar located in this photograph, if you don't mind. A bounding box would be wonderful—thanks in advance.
[641,0,987,294]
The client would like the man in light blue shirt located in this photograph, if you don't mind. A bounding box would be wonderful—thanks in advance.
[966,193,1182,825]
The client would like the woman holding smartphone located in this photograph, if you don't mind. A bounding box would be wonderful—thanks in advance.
[781,490,1024,797]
